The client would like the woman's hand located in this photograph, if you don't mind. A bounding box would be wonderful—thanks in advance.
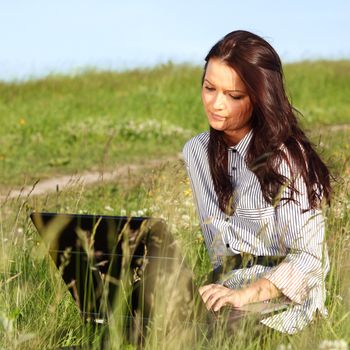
[199,278,282,312]
[198,284,246,312]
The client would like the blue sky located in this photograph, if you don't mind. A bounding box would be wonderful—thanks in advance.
[0,0,349,81]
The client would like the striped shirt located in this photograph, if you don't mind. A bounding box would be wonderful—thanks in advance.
[182,129,329,334]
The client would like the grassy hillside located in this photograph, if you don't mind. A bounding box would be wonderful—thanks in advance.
[1,141,349,349]
[0,60,349,188]
[0,61,349,349]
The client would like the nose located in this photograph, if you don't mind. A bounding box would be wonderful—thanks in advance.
[212,92,225,110]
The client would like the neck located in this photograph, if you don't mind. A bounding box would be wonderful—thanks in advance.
[223,127,252,147]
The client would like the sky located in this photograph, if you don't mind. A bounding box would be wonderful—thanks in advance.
[0,0,349,81]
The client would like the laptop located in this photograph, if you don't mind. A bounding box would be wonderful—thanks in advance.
[30,211,290,338]
[30,211,165,324]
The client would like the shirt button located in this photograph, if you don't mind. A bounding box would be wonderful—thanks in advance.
[232,166,237,170]
[225,217,229,221]
[226,243,230,248]
[232,149,237,153]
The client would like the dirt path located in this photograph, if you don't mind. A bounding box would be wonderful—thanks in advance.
[1,154,182,201]
[1,123,349,202]
[310,124,350,133]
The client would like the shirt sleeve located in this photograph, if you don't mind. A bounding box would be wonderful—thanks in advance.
[183,137,329,305]
[262,155,329,305]
[182,139,228,267]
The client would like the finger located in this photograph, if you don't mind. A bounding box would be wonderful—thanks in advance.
[198,284,217,296]
[212,295,230,312]
[200,284,227,304]
[199,283,228,297]
[201,287,231,310]
[213,290,243,311]
[206,290,231,311]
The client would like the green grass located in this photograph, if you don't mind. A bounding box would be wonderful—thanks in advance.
[284,60,350,125]
[1,139,349,349]
[0,61,349,349]
[0,60,349,188]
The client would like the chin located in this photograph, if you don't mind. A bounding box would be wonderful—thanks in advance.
[208,121,226,131]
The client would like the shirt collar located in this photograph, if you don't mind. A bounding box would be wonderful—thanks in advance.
[228,129,253,158]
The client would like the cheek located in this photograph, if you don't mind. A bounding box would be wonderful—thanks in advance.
[201,91,212,108]
[245,102,253,118]
[238,100,253,118]
[244,98,253,114]
[227,103,242,117]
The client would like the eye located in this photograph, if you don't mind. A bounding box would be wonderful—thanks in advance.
[204,86,215,91]
[230,95,244,100]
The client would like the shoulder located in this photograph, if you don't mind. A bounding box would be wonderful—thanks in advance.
[275,143,312,201]
[182,131,209,165]
[276,142,306,178]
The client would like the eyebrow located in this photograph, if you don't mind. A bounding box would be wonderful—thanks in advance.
[204,78,247,94]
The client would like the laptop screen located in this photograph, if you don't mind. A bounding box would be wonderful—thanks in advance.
[30,212,162,321]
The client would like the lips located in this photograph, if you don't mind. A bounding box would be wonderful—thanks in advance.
[210,112,226,121]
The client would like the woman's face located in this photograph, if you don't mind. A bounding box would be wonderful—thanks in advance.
[202,58,253,146]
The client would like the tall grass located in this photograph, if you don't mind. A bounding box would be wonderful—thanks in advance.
[0,61,349,348]
[1,131,349,348]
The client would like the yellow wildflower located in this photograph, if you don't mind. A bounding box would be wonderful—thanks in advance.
[184,188,192,197]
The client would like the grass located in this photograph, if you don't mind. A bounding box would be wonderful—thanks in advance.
[0,60,349,188]
[0,60,349,349]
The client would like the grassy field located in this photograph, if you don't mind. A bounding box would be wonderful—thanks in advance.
[0,61,349,349]
[0,60,349,188]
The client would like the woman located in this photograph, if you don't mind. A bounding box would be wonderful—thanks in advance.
[182,30,331,334]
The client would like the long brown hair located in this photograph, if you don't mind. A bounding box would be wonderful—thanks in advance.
[203,30,331,212]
